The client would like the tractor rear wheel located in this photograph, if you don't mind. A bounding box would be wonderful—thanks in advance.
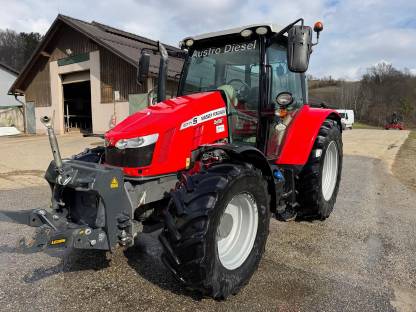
[159,162,270,299]
[296,119,343,220]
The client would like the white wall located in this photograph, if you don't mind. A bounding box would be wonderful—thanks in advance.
[35,106,55,134]
[0,68,25,130]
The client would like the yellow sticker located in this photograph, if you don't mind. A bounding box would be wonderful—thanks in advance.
[110,177,119,189]
[51,238,66,245]
[185,157,190,169]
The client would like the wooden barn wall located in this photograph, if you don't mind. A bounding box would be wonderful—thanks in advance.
[25,24,98,107]
[24,57,51,107]
[99,48,143,103]
[49,24,98,61]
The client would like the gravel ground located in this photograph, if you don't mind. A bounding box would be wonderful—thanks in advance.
[0,130,415,311]
[393,131,416,191]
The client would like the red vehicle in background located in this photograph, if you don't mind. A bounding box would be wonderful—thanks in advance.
[385,112,405,130]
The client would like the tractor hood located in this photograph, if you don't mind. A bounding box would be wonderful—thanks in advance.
[105,91,226,144]
[104,91,229,177]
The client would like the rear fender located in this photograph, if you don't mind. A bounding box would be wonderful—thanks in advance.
[277,105,341,166]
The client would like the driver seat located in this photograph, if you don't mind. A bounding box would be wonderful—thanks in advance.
[217,85,238,110]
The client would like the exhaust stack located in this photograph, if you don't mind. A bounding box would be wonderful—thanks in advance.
[40,116,63,171]
[157,42,168,103]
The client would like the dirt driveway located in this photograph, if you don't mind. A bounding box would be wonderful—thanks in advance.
[0,134,99,189]
[0,129,415,312]
[342,129,409,171]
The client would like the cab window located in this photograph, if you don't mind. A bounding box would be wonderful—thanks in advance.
[267,43,304,107]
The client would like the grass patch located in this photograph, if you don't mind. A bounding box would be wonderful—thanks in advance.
[392,131,416,191]
[353,122,381,129]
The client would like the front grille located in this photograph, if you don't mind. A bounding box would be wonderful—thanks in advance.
[105,144,155,167]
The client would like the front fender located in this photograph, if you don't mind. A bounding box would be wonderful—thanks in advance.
[277,105,341,166]
[194,143,278,212]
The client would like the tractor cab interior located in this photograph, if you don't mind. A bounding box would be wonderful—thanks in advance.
[181,38,261,145]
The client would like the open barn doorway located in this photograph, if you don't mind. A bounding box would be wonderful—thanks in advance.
[62,77,92,134]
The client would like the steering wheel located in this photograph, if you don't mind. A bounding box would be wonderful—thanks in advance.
[226,79,250,100]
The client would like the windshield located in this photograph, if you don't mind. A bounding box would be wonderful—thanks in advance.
[181,39,261,146]
[182,39,260,95]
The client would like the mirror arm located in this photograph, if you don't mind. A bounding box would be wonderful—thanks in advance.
[312,32,320,46]
[273,18,304,39]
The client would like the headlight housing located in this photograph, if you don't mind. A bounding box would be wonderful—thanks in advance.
[115,133,158,150]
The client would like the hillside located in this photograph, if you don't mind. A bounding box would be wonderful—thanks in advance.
[308,80,359,109]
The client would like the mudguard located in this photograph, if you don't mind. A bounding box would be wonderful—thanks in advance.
[277,105,341,166]
[193,144,280,212]
[196,143,273,177]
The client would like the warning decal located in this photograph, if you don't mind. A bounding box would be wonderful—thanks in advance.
[51,238,66,245]
[180,107,226,130]
[110,177,119,189]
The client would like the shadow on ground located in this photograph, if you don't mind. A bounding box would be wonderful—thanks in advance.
[124,231,204,300]
[22,249,111,283]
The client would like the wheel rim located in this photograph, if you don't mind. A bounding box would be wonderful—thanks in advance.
[217,192,258,270]
[321,141,339,201]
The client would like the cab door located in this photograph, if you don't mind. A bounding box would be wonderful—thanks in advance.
[265,42,306,159]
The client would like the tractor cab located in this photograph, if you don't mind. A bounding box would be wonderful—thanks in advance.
[176,21,320,158]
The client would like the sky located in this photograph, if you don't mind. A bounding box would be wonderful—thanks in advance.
[0,0,415,80]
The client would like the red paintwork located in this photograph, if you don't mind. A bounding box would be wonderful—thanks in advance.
[385,122,405,130]
[105,91,338,176]
[105,92,228,176]
[276,105,340,165]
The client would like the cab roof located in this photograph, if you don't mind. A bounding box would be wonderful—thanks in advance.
[183,23,284,42]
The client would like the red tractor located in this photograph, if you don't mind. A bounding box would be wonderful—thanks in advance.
[385,112,405,130]
[5,19,342,299]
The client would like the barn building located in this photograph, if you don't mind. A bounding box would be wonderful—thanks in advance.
[9,15,184,134]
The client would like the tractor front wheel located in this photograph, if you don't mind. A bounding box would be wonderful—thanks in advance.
[296,119,343,220]
[160,162,270,299]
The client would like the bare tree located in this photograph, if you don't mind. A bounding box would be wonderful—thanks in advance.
[0,29,43,71]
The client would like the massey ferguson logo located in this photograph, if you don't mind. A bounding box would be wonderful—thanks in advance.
[180,108,226,130]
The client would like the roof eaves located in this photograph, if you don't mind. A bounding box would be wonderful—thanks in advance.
[90,20,181,52]
[0,62,19,76]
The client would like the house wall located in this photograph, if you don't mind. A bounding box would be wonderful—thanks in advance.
[100,48,143,103]
[36,50,129,134]
[0,107,24,129]
[0,68,25,130]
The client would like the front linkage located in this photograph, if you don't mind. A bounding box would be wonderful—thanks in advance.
[8,117,135,253]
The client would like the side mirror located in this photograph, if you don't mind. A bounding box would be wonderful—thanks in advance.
[137,51,150,85]
[287,25,312,73]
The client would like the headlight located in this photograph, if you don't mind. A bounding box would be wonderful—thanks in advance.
[240,28,253,37]
[185,38,194,47]
[115,133,158,149]
[255,26,268,35]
